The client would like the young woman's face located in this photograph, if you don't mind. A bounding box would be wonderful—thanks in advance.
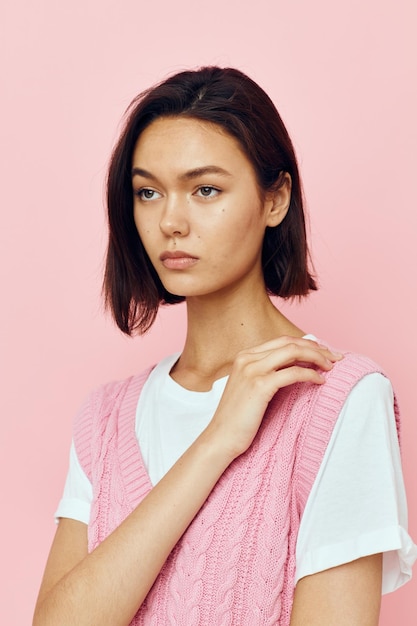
[132,116,287,300]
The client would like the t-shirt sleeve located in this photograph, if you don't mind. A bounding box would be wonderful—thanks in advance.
[295,372,417,593]
[54,439,93,525]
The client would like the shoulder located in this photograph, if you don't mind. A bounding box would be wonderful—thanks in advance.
[74,365,155,426]
[325,349,384,383]
[320,347,400,440]
[317,347,391,411]
[72,365,155,479]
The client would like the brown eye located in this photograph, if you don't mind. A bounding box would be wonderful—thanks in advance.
[196,186,221,198]
[136,188,161,201]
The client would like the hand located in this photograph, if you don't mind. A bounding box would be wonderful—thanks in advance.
[207,336,343,461]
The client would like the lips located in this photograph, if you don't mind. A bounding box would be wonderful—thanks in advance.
[159,250,199,270]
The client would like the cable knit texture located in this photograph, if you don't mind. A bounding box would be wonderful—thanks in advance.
[73,350,399,625]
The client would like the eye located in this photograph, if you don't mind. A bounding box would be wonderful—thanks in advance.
[195,186,221,198]
[135,188,162,201]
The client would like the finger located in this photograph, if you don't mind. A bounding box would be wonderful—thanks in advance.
[256,365,325,399]
[271,364,326,388]
[239,344,338,377]
[242,364,326,406]
[243,335,315,354]
[243,336,342,361]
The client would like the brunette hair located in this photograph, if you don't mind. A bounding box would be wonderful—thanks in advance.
[104,66,317,334]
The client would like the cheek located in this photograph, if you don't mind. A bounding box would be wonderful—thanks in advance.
[222,204,264,242]
[133,215,155,261]
[133,209,141,233]
[134,211,152,240]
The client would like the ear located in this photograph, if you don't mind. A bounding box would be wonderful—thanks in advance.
[264,173,292,228]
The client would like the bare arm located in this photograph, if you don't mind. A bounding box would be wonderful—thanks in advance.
[290,554,382,625]
[33,337,341,626]
[33,425,237,625]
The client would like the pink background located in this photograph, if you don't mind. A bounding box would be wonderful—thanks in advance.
[1,1,416,623]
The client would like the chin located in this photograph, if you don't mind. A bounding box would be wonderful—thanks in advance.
[162,285,209,300]
[158,274,232,300]
[159,278,200,299]
[163,287,186,300]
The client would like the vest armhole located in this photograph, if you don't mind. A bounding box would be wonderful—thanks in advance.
[72,391,96,483]
[72,379,130,483]
[294,352,385,516]
[72,367,156,484]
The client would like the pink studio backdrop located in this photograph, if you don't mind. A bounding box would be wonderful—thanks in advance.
[1,1,416,623]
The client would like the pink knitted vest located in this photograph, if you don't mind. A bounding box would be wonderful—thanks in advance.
[73,351,398,625]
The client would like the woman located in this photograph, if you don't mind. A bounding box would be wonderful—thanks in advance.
[33,67,416,625]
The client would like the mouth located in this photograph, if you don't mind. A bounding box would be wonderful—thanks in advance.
[159,250,199,270]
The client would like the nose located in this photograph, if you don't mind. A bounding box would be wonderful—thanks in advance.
[159,196,190,238]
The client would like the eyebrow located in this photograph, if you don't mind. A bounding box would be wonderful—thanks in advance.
[131,165,232,181]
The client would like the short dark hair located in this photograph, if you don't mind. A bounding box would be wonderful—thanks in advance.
[104,66,317,335]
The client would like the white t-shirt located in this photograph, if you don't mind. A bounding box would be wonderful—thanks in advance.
[56,349,416,593]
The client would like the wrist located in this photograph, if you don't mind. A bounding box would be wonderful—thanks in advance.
[198,419,242,468]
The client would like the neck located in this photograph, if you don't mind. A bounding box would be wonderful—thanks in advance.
[172,282,304,390]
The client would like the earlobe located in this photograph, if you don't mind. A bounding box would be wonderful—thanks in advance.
[265,173,292,227]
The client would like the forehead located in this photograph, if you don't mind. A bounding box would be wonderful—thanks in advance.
[132,117,252,174]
